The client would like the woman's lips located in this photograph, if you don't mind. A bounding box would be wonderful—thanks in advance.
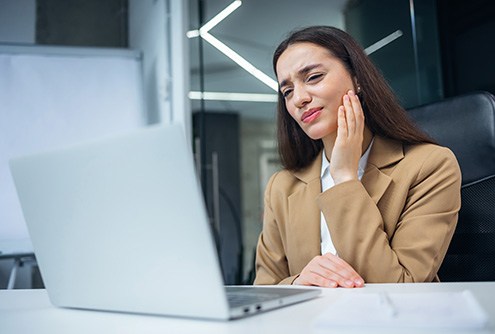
[301,107,322,123]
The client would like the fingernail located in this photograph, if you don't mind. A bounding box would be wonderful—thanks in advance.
[355,279,364,286]
[349,90,355,96]
[344,95,349,101]
[345,280,354,287]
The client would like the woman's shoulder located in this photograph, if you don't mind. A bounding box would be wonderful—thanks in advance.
[403,142,458,163]
[401,141,461,179]
[267,169,301,191]
[370,136,458,169]
[265,162,318,199]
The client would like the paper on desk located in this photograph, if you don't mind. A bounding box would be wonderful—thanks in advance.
[313,290,488,330]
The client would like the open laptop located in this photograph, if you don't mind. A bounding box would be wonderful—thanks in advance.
[9,124,320,320]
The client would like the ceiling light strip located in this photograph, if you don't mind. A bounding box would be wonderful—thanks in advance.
[200,0,242,34]
[201,32,278,91]
[189,91,277,102]
[186,30,200,38]
[187,0,242,38]
[365,30,403,55]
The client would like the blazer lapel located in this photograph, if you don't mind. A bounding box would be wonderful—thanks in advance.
[287,156,322,264]
[362,136,404,204]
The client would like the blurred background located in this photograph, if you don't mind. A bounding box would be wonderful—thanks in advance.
[1,0,494,288]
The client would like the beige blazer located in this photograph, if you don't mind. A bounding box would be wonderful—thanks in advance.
[254,136,461,285]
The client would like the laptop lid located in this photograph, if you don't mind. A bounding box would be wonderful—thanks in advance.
[9,125,233,319]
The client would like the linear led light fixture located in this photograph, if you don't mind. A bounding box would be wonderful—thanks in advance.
[365,30,403,55]
[189,0,242,37]
[200,32,278,91]
[189,91,277,102]
[187,0,278,92]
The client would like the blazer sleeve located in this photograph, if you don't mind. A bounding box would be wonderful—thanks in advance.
[317,146,461,283]
[254,172,299,285]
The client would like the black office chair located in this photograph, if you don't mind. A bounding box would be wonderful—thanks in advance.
[407,91,495,281]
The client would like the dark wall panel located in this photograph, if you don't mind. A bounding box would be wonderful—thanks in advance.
[36,0,128,47]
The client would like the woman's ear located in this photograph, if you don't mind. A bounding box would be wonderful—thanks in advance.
[353,77,361,93]
[353,77,365,108]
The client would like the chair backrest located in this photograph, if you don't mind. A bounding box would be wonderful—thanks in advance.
[407,91,495,281]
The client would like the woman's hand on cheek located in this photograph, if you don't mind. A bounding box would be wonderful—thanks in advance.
[293,253,365,288]
[330,90,365,185]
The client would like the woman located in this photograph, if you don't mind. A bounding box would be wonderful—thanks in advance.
[254,26,461,288]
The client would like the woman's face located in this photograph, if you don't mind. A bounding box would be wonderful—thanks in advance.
[276,42,356,141]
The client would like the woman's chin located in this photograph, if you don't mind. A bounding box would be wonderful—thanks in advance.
[304,128,332,141]
[306,134,322,141]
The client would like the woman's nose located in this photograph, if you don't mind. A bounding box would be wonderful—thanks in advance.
[293,86,311,108]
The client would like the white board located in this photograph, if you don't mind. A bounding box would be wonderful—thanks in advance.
[0,45,146,252]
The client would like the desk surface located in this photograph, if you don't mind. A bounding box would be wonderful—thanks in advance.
[1,282,494,334]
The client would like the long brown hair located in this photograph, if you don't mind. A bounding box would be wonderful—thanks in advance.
[274,26,435,171]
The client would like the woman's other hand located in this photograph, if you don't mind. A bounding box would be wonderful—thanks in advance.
[330,90,365,185]
[293,252,365,288]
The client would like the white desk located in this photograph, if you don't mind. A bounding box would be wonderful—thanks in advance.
[1,282,494,334]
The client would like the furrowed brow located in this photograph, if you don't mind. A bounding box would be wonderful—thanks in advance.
[278,63,324,90]
[299,63,323,76]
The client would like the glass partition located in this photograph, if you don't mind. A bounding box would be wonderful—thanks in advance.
[345,0,443,108]
[188,0,444,284]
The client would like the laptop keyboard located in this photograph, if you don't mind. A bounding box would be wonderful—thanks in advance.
[226,289,282,308]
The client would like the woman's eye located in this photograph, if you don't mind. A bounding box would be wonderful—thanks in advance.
[282,89,293,98]
[308,73,323,82]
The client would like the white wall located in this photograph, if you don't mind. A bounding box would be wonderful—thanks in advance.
[0,0,36,43]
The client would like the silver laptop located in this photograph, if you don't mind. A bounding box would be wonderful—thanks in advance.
[9,124,319,320]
